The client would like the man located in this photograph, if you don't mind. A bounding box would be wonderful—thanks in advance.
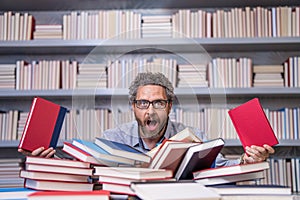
[19,72,274,166]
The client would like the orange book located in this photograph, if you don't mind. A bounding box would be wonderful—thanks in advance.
[228,98,279,150]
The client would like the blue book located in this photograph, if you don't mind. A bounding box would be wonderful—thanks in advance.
[0,187,36,200]
[72,139,136,166]
[95,137,151,163]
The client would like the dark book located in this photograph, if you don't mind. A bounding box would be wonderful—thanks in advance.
[228,98,279,150]
[94,137,151,164]
[18,97,67,152]
[148,140,199,174]
[174,138,225,180]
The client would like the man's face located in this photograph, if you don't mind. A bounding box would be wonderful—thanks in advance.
[132,85,172,140]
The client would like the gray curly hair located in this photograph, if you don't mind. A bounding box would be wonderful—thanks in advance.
[129,72,175,103]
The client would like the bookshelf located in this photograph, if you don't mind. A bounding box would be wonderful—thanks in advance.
[1,0,300,193]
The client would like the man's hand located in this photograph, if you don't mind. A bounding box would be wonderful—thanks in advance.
[18,147,56,158]
[241,144,275,164]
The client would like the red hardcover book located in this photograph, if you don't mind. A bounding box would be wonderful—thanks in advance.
[228,98,279,150]
[18,97,67,152]
[27,190,110,200]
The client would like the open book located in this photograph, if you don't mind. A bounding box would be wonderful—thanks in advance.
[174,138,225,180]
[146,127,202,158]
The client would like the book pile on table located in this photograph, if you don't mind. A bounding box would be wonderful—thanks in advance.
[20,156,94,191]
[94,166,173,196]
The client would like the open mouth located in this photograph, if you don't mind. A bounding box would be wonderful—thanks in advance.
[146,119,158,131]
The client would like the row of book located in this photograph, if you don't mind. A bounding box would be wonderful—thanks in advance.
[0,12,34,41]
[0,106,300,142]
[1,56,300,90]
[1,6,300,41]
[173,6,300,38]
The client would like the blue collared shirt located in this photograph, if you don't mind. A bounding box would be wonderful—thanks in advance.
[102,119,240,167]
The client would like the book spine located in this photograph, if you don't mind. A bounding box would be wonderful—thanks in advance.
[50,106,67,148]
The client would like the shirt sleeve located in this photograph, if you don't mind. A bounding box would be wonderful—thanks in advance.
[215,152,240,167]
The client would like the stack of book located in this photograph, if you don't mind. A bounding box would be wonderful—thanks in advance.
[177,64,208,88]
[76,63,107,88]
[0,158,24,188]
[253,64,284,87]
[94,166,173,196]
[0,64,16,89]
[141,15,172,38]
[20,156,94,191]
[33,24,63,39]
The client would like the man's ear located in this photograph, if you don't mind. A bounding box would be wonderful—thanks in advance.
[168,101,173,110]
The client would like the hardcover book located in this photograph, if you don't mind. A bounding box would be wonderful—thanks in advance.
[24,163,93,176]
[25,156,91,169]
[130,181,221,200]
[18,97,67,152]
[62,142,119,166]
[24,179,94,191]
[228,98,279,149]
[174,138,225,180]
[94,166,173,180]
[195,170,265,186]
[27,190,110,200]
[94,137,151,164]
[146,127,202,158]
[19,170,90,183]
[193,161,270,180]
[148,140,199,174]
[71,139,136,166]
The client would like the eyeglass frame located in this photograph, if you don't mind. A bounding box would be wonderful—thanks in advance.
[133,99,170,109]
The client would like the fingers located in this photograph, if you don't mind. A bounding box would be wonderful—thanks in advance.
[31,147,45,156]
[18,148,31,156]
[19,147,56,158]
[243,144,275,164]
[263,144,275,154]
[39,148,56,158]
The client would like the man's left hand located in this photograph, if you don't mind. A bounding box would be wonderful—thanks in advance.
[242,144,275,164]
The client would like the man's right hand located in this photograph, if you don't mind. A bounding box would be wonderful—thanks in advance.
[18,147,56,158]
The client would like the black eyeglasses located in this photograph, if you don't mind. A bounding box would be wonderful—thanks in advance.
[134,99,169,109]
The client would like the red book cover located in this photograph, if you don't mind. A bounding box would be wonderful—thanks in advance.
[27,190,110,198]
[228,98,279,150]
[18,97,67,152]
